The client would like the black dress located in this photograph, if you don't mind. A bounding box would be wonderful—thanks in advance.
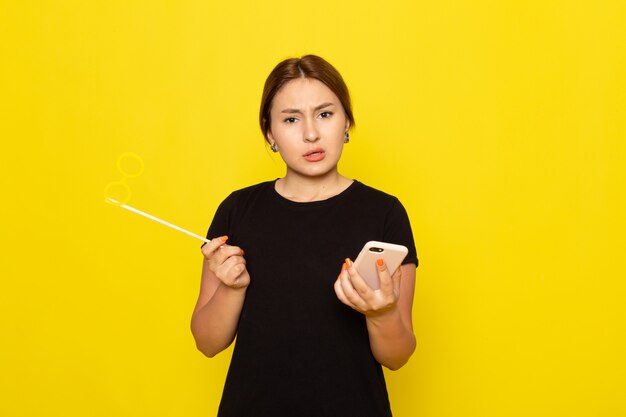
[205,180,418,417]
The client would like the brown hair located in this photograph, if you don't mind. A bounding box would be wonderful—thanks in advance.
[259,55,355,143]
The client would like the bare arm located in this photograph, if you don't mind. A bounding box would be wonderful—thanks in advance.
[191,236,250,357]
[334,260,417,370]
[364,264,416,369]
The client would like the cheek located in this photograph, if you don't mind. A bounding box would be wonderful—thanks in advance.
[269,123,286,141]
[273,128,296,146]
[325,124,347,143]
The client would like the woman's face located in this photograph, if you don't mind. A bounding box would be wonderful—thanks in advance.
[267,78,350,179]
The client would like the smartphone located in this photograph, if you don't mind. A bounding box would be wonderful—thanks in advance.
[352,241,408,290]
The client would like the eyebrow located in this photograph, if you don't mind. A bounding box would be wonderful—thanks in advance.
[280,102,335,114]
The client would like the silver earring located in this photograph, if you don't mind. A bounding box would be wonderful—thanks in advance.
[344,132,350,143]
[270,143,278,152]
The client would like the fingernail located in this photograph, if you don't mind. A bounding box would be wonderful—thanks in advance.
[377,258,384,267]
[219,236,228,243]
[241,249,245,255]
[341,263,347,272]
[345,258,352,267]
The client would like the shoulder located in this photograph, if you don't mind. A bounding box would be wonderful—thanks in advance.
[351,180,397,200]
[349,180,404,210]
[220,180,276,205]
[352,182,418,266]
[349,181,413,228]
[229,180,275,197]
[213,180,279,221]
[208,181,275,237]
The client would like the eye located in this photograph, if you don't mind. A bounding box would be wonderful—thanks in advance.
[319,111,333,119]
[284,117,297,124]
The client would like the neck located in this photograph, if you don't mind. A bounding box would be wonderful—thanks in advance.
[276,169,352,202]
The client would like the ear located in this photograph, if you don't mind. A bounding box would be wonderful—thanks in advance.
[266,129,275,144]
[344,119,351,132]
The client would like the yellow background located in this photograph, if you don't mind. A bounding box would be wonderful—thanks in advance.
[1,1,625,416]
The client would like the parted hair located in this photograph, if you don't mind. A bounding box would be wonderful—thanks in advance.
[259,55,355,143]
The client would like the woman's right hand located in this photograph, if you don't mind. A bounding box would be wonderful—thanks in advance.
[201,236,250,289]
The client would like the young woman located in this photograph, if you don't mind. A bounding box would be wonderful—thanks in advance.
[191,55,418,417]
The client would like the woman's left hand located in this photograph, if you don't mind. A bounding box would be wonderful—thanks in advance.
[333,258,402,317]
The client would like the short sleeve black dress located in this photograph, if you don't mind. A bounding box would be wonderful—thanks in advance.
[205,180,418,417]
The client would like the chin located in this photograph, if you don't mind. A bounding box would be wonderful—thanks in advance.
[302,165,339,179]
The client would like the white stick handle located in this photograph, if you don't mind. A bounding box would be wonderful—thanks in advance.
[107,198,210,243]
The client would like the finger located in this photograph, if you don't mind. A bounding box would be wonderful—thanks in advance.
[341,262,370,311]
[218,244,246,259]
[209,244,246,267]
[345,258,374,299]
[228,263,247,282]
[376,258,394,295]
[221,253,246,268]
[334,274,357,310]
[217,255,247,284]
[201,235,229,259]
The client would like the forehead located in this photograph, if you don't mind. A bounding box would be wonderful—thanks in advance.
[271,78,339,109]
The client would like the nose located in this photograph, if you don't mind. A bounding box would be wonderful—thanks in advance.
[303,118,320,143]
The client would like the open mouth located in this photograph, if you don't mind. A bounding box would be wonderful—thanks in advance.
[303,149,326,161]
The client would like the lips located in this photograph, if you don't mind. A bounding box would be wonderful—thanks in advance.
[303,148,325,162]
